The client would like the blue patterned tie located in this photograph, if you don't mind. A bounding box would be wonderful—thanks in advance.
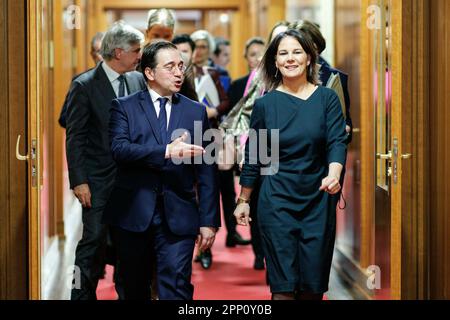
[117,75,125,97]
[158,97,168,144]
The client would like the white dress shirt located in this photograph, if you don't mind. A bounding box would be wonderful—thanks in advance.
[102,61,128,97]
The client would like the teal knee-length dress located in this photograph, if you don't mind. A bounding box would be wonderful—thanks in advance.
[240,86,347,294]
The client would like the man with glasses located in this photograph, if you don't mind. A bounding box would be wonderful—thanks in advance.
[65,21,146,300]
[103,41,220,300]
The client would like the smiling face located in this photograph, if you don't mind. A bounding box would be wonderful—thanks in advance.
[145,48,184,96]
[275,36,310,81]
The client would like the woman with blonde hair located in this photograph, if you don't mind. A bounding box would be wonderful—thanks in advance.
[146,8,176,42]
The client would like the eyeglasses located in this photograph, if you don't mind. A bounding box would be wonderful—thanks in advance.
[158,63,187,74]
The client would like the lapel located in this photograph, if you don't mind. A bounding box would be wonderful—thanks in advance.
[94,62,117,103]
[167,93,184,143]
[139,90,162,144]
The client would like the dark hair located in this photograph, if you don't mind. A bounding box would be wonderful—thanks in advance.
[213,38,230,56]
[172,34,196,52]
[140,40,178,80]
[260,29,319,91]
[244,37,265,57]
[289,20,326,54]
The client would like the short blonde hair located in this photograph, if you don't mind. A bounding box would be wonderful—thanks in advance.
[147,8,176,30]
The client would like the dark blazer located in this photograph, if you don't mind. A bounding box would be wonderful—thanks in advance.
[319,57,353,143]
[227,73,250,108]
[103,90,220,236]
[59,72,86,128]
[65,62,146,201]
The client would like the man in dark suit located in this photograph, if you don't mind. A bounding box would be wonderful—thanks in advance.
[103,41,220,300]
[65,21,146,300]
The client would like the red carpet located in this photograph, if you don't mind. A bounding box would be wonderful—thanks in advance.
[192,225,270,300]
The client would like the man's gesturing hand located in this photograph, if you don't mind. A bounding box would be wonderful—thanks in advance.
[168,132,205,159]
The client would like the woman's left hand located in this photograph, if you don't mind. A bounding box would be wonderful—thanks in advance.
[319,176,341,194]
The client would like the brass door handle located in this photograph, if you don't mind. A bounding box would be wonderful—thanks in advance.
[401,153,412,159]
[16,135,29,161]
[376,151,392,160]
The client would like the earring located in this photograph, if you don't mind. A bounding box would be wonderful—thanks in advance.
[275,68,279,78]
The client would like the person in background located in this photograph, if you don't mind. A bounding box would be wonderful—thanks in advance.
[234,29,347,300]
[227,37,265,108]
[145,8,176,43]
[212,38,231,70]
[89,31,104,65]
[172,33,199,101]
[66,22,146,300]
[210,38,232,92]
[58,32,105,128]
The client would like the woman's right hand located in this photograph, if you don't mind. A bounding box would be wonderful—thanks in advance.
[233,203,251,226]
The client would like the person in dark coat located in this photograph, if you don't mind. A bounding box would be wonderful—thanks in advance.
[234,29,347,300]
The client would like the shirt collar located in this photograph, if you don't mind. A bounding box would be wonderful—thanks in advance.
[148,86,172,105]
[102,61,122,82]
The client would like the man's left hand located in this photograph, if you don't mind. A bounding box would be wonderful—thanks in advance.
[196,227,216,251]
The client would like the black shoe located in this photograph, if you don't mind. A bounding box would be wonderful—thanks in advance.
[253,256,265,270]
[200,249,212,269]
[225,232,252,247]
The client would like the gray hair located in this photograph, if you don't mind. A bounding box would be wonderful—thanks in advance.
[147,8,176,30]
[90,32,104,49]
[100,21,145,60]
[190,30,215,53]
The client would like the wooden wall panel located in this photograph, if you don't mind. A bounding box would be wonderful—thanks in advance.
[0,0,28,300]
[429,0,450,300]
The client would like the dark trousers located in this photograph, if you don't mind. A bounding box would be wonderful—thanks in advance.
[111,200,196,300]
[71,204,108,300]
[218,168,237,236]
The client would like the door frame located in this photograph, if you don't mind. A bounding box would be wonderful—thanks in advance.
[360,0,429,299]
[27,0,43,300]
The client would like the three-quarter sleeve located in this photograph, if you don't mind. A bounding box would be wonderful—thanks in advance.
[240,99,265,188]
[326,90,347,166]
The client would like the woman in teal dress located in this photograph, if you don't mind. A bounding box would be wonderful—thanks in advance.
[234,29,347,300]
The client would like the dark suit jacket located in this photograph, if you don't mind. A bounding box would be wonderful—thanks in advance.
[103,90,220,235]
[227,74,250,109]
[65,62,146,203]
[319,57,353,143]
